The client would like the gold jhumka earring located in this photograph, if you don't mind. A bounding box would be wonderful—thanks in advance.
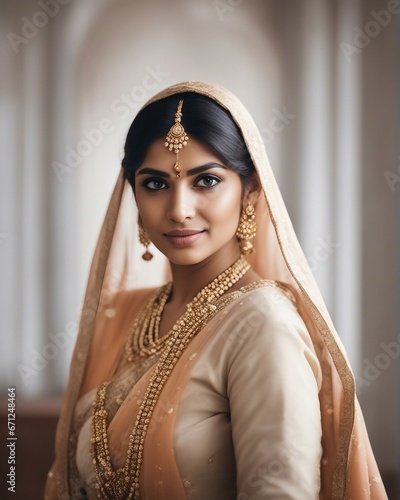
[138,216,153,261]
[164,99,189,177]
[236,202,256,255]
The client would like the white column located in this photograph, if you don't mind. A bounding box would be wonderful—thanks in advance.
[297,0,335,307]
[333,0,362,371]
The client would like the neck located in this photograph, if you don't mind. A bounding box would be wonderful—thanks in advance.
[168,241,242,308]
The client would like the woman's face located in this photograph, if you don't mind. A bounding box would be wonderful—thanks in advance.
[134,137,245,266]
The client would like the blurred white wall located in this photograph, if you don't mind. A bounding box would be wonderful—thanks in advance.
[0,0,398,476]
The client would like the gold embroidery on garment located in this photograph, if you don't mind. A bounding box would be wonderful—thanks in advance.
[68,355,161,499]
[181,475,198,499]
[91,278,283,499]
[104,308,116,318]
[91,257,252,499]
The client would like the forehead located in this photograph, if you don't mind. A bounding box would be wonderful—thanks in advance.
[140,137,224,170]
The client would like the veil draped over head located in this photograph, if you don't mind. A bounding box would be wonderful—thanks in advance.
[53,82,386,499]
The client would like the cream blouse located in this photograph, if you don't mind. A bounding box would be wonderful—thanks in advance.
[73,283,323,499]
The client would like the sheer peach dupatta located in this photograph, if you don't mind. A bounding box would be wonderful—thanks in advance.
[48,82,387,499]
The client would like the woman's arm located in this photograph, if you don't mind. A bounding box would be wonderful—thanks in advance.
[227,288,322,499]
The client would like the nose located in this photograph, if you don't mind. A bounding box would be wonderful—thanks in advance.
[166,184,196,223]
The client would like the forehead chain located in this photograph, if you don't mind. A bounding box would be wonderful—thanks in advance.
[164,99,189,177]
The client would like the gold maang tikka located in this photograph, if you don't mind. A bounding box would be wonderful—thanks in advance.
[164,99,189,177]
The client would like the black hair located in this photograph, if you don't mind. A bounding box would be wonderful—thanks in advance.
[121,92,256,192]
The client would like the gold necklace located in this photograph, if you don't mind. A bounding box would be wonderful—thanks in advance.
[91,256,250,499]
[124,282,173,361]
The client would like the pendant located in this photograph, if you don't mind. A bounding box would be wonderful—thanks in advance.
[173,161,182,178]
[142,250,153,261]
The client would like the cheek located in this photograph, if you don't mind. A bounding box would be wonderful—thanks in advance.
[202,183,242,227]
[135,184,158,208]
[135,193,162,228]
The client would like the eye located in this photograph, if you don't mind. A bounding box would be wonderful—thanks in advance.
[142,178,168,190]
[195,175,221,188]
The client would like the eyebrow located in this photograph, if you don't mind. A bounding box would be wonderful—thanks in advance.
[136,162,227,178]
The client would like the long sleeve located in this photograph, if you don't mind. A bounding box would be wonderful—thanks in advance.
[227,287,323,499]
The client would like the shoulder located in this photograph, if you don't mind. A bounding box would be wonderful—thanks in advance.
[216,279,303,351]
[241,279,297,305]
[221,280,321,386]
[223,279,300,326]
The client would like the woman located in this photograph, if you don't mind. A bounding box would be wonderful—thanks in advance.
[45,82,387,499]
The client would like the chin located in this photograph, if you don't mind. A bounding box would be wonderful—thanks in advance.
[156,245,215,267]
[165,252,211,267]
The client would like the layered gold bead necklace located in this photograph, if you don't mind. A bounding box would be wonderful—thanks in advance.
[91,255,250,499]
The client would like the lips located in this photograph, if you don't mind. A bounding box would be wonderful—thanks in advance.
[165,229,204,237]
[164,229,205,247]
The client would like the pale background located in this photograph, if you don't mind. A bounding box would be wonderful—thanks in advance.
[1,0,399,494]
